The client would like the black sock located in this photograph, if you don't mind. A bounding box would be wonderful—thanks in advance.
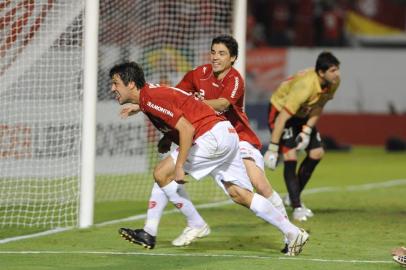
[298,157,321,192]
[284,160,301,208]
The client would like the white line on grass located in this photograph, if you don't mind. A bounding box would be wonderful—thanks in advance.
[0,250,393,265]
[0,228,72,244]
[1,178,405,245]
[302,179,406,195]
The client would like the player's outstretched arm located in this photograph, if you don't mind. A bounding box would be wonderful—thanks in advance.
[203,98,230,113]
[120,104,141,119]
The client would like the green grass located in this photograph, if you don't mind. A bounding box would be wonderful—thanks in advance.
[0,147,405,270]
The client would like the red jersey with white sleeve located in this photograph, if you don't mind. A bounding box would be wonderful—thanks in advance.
[176,64,262,149]
[139,83,222,143]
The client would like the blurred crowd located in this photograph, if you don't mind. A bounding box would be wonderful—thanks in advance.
[247,0,406,48]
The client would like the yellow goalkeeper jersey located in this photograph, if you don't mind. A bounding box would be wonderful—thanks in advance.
[270,68,339,118]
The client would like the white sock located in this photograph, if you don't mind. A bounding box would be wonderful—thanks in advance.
[268,190,290,244]
[250,193,299,237]
[161,181,206,228]
[268,190,288,219]
[143,183,168,236]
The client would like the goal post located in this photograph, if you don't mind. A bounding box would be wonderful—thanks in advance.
[79,0,99,228]
[232,0,247,80]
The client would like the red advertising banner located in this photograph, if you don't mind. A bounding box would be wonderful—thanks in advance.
[246,47,287,95]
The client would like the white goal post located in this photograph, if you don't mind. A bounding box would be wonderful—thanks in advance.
[80,0,99,228]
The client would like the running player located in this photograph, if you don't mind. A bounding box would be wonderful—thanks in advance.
[110,61,309,256]
[122,35,289,251]
[174,35,288,247]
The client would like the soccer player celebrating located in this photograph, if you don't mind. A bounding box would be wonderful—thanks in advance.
[121,35,290,251]
[264,52,341,221]
[110,61,309,256]
[175,34,288,245]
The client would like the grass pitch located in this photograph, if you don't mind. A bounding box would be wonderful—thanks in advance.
[0,147,405,270]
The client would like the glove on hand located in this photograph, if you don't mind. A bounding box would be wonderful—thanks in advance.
[295,125,312,151]
[264,143,279,170]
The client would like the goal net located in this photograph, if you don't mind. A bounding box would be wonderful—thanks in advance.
[0,0,84,227]
[0,0,236,228]
[95,0,234,203]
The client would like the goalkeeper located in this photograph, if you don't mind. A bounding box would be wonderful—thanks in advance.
[264,51,341,222]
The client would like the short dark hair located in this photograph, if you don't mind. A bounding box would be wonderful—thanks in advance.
[109,62,146,89]
[211,34,238,62]
[315,52,340,73]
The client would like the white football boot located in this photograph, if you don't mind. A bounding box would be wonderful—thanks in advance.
[285,195,314,218]
[393,255,406,267]
[293,207,308,222]
[286,228,309,256]
[172,223,210,247]
[302,203,314,218]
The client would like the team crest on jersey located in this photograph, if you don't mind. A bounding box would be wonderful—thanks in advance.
[175,203,183,209]
[148,201,157,209]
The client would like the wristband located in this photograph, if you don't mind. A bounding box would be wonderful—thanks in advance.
[268,142,279,152]
[302,125,312,135]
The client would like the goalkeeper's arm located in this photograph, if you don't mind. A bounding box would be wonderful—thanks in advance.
[264,108,291,169]
[305,106,323,128]
[270,108,292,145]
[295,106,323,150]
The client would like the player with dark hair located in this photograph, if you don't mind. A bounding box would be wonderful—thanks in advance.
[264,51,341,221]
[110,61,309,256]
[174,34,288,246]
[120,35,290,251]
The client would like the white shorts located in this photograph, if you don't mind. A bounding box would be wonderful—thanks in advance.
[170,121,253,196]
[239,141,265,171]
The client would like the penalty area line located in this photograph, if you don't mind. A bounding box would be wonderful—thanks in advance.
[0,250,393,265]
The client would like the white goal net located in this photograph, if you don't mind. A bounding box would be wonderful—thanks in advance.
[0,0,84,227]
[0,0,236,229]
[95,0,234,204]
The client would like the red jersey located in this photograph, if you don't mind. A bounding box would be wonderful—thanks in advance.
[176,64,262,149]
[139,83,222,143]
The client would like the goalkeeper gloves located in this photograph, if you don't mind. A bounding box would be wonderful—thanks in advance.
[295,125,312,151]
[264,143,279,170]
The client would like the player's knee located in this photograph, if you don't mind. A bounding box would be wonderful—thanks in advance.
[224,182,251,207]
[309,147,324,159]
[153,167,167,185]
